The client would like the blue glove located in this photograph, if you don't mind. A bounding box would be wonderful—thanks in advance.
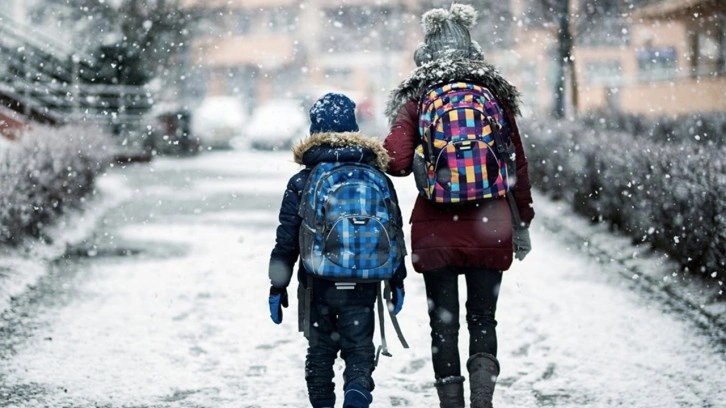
[269,286,288,324]
[389,284,404,315]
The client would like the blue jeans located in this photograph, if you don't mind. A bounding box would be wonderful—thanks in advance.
[305,279,377,404]
[423,267,502,380]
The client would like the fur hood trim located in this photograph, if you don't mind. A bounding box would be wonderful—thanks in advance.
[384,58,521,123]
[292,132,390,171]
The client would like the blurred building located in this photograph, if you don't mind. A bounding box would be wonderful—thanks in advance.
[181,0,423,132]
[507,0,726,117]
[183,0,725,121]
[4,0,724,140]
[578,0,726,116]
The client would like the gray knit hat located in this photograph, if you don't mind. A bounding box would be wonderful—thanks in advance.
[413,3,484,66]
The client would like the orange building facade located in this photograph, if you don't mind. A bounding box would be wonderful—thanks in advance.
[182,0,725,120]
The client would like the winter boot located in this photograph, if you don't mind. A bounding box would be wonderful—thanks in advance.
[467,353,500,408]
[434,375,465,408]
[343,383,372,408]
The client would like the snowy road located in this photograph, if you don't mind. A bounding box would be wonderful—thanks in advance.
[1,148,725,407]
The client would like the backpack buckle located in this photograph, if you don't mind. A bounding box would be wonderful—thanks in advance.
[488,116,502,132]
[351,217,369,225]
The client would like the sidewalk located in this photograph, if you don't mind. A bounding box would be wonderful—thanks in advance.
[1,149,724,407]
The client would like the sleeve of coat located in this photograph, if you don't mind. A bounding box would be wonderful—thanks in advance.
[269,170,308,289]
[383,100,419,177]
[386,175,407,287]
[503,106,535,226]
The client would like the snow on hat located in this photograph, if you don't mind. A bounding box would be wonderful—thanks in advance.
[413,3,484,66]
[309,92,359,135]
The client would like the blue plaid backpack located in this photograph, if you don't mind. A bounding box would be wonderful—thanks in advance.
[298,161,404,282]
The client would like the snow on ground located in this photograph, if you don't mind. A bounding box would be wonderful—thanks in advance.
[0,168,132,313]
[0,136,12,152]
[1,149,724,407]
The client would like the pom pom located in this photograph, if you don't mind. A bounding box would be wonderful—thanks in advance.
[421,8,448,35]
[449,3,477,28]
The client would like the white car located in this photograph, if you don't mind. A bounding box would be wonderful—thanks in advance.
[244,99,307,151]
[191,96,247,149]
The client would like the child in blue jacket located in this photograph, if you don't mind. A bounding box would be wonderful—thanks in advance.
[267,93,407,408]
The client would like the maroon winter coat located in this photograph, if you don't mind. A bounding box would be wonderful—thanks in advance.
[383,59,534,273]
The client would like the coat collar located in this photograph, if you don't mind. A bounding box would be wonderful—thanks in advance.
[384,58,521,123]
[292,132,390,171]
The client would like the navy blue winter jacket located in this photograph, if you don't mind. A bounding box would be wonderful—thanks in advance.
[268,131,407,291]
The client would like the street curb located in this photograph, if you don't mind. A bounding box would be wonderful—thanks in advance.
[533,191,726,345]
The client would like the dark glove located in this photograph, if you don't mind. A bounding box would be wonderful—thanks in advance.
[513,227,532,261]
[269,286,288,324]
[388,283,405,315]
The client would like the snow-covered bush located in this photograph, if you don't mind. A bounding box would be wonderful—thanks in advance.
[0,124,112,245]
[523,115,725,285]
[580,111,726,147]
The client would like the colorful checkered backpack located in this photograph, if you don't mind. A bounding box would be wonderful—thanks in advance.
[414,82,515,203]
[298,162,405,282]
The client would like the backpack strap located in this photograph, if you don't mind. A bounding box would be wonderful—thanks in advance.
[374,281,410,367]
[418,86,442,164]
[374,284,390,366]
[489,117,523,227]
[298,275,313,339]
[384,280,409,349]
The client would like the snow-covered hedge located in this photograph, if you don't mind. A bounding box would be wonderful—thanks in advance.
[580,111,726,146]
[522,114,725,282]
[0,125,112,245]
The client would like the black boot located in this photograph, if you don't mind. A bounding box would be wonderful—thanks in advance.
[434,375,465,408]
[467,353,500,408]
[343,383,372,408]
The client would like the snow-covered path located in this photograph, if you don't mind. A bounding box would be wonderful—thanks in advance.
[1,149,724,407]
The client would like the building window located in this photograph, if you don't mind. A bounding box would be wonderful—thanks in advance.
[577,1,631,47]
[267,7,298,34]
[584,60,622,86]
[696,33,723,76]
[636,45,677,81]
[234,10,253,35]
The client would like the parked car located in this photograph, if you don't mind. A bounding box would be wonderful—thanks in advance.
[243,99,307,151]
[141,103,200,157]
[191,96,247,150]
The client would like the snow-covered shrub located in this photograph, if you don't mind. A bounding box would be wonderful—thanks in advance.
[0,124,112,245]
[580,111,726,147]
[523,115,725,284]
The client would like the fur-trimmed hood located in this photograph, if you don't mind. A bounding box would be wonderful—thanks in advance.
[384,58,521,123]
[292,132,390,171]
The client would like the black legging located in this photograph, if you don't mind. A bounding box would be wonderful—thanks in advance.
[423,267,502,380]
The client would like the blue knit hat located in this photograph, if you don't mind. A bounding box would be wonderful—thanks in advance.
[309,93,359,134]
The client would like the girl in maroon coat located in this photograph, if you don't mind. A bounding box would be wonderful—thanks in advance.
[382,4,534,408]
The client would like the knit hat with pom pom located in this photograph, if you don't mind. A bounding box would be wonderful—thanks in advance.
[413,3,483,66]
[309,92,359,135]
